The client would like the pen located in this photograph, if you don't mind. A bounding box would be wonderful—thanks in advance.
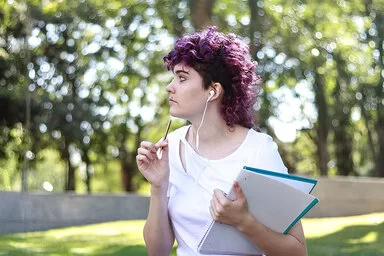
[163,118,172,141]
[157,118,172,159]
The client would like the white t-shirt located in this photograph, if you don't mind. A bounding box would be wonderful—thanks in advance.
[167,125,288,256]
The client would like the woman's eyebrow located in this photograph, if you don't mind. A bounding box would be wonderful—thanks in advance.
[174,69,189,75]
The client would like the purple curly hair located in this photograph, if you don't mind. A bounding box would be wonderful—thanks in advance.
[164,26,261,128]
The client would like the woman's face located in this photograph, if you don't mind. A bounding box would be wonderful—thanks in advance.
[166,63,210,122]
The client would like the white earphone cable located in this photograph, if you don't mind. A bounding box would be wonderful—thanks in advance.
[196,99,209,151]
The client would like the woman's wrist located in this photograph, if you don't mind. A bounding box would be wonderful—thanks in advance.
[150,184,169,196]
[236,212,257,234]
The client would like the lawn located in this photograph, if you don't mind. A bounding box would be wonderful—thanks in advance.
[0,213,383,256]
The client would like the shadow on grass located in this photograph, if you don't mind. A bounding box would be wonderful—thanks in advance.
[91,245,148,256]
[0,230,147,256]
[92,245,177,256]
[0,237,147,256]
[307,222,384,256]
[0,245,148,256]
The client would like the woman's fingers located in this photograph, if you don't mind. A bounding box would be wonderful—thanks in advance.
[140,141,157,153]
[137,147,155,161]
[136,142,159,171]
[210,190,225,219]
[155,140,168,148]
[155,140,169,160]
[137,140,170,169]
[213,189,228,203]
[136,154,150,164]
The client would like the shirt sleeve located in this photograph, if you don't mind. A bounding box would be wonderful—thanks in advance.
[248,134,288,174]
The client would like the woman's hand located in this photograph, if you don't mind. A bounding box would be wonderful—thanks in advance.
[209,182,252,229]
[136,140,170,190]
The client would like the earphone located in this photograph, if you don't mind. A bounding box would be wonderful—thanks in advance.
[207,90,214,101]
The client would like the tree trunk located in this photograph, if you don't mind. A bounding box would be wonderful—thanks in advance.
[63,144,76,191]
[248,0,264,56]
[375,63,384,177]
[189,0,215,30]
[374,16,384,177]
[359,90,377,173]
[120,146,133,192]
[333,116,353,176]
[118,129,132,192]
[121,116,144,192]
[83,151,92,193]
[332,56,354,176]
[377,123,384,177]
[313,72,329,176]
[66,163,76,191]
[363,0,383,176]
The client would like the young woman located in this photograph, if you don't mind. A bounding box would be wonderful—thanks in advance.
[136,26,307,256]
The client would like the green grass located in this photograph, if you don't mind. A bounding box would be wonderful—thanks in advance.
[304,213,384,255]
[0,213,383,255]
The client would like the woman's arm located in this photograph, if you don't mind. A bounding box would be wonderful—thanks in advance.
[136,140,175,256]
[210,183,307,256]
[144,187,175,256]
[237,213,307,256]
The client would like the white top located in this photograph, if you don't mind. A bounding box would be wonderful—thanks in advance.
[167,125,288,256]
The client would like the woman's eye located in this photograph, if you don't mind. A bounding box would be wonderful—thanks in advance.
[179,76,186,82]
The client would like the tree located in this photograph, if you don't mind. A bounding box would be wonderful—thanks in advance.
[2,0,384,194]
[361,0,384,176]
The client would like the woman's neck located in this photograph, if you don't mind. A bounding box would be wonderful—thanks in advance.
[187,117,248,159]
[190,119,228,143]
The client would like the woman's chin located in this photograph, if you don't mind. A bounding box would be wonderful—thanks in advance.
[169,112,187,121]
[169,110,180,118]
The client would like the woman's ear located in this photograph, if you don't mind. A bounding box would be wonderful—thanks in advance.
[209,82,223,100]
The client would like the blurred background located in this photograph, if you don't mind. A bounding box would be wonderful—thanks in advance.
[1,0,383,195]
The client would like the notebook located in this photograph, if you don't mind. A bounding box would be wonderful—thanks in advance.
[242,166,317,194]
[197,166,319,255]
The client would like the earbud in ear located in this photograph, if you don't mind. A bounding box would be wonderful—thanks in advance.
[207,90,215,101]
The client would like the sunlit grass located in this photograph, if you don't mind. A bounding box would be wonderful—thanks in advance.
[303,212,384,238]
[0,220,149,256]
[303,212,384,256]
[0,213,383,255]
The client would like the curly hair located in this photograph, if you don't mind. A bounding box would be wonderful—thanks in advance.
[163,26,261,128]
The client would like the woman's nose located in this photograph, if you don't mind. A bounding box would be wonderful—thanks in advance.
[166,80,174,93]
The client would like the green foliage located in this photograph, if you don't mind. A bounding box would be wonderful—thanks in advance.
[1,0,178,192]
[77,159,123,193]
[1,0,384,193]
[28,149,66,192]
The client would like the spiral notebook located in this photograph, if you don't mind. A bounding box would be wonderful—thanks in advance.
[197,166,319,255]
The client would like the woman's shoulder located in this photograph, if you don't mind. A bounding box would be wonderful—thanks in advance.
[247,128,275,145]
[246,128,288,173]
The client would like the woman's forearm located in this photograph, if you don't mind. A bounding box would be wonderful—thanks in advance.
[237,214,307,256]
[143,186,175,256]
